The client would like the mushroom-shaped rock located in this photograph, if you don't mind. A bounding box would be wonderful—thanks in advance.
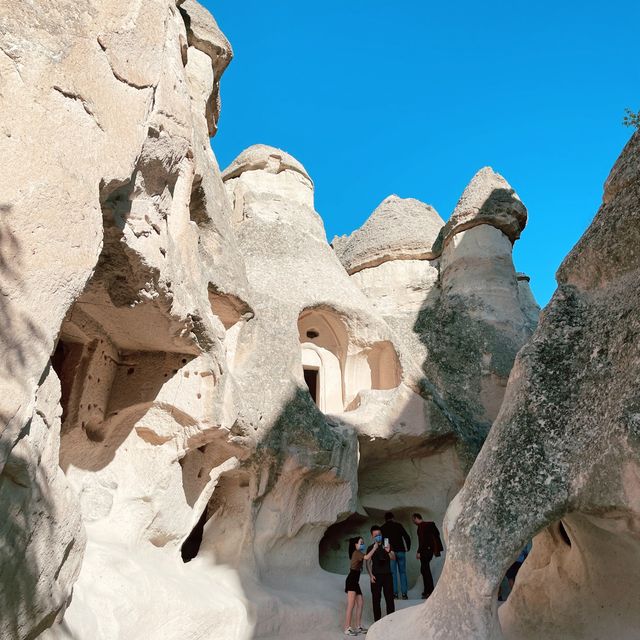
[332,195,445,274]
[221,143,312,186]
[222,144,317,227]
[368,130,640,640]
[433,167,527,255]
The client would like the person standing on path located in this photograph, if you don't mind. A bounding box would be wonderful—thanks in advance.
[412,513,443,599]
[343,536,376,636]
[366,525,396,621]
[380,512,412,599]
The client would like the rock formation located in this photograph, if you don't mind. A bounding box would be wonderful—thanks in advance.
[1,1,245,637]
[367,134,640,640]
[335,171,538,454]
[1,2,600,639]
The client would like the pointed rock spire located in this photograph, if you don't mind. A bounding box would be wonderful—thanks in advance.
[432,167,527,255]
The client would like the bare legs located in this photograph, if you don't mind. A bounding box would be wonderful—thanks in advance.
[345,592,364,630]
[355,594,364,628]
[345,591,356,630]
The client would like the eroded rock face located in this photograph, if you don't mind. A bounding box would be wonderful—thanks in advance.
[0,1,247,638]
[324,174,538,603]
[338,172,538,465]
[424,168,537,437]
[368,133,640,640]
[1,3,543,639]
[432,166,528,255]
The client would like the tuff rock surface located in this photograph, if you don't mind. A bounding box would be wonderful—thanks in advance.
[12,2,639,640]
[367,134,640,640]
[332,195,444,274]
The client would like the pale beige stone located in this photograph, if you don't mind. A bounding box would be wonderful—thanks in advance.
[332,195,444,274]
[0,1,245,638]
[0,3,547,639]
[339,170,538,452]
[368,132,640,640]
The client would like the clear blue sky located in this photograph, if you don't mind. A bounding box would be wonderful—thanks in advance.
[203,1,638,306]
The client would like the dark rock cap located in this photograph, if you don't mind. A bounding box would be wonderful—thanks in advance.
[432,167,527,255]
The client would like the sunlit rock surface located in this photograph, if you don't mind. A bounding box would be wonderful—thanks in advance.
[11,2,629,639]
[368,134,640,640]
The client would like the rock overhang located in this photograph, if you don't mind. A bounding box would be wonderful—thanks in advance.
[432,166,528,256]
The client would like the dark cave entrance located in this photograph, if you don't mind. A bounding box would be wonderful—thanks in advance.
[51,337,84,424]
[181,508,208,563]
[303,367,319,405]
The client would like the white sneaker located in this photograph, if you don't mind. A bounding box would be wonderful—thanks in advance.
[357,626,368,634]
[344,628,358,636]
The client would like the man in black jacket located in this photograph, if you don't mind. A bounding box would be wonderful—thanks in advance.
[380,511,411,599]
[412,512,443,598]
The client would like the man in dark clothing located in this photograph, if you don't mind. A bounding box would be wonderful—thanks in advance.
[366,525,396,621]
[412,513,443,598]
[380,511,411,599]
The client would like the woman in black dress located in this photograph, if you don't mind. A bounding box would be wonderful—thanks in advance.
[344,536,375,636]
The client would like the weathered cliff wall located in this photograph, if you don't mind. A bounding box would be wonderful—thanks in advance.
[368,133,640,640]
[0,2,545,639]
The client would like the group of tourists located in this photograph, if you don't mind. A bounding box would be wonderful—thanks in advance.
[342,512,443,636]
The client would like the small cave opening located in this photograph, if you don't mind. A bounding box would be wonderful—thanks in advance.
[318,508,426,594]
[181,507,208,563]
[208,286,253,331]
[319,512,369,575]
[53,302,198,472]
[318,444,465,605]
[178,462,252,567]
[303,367,319,405]
[298,306,402,414]
[51,337,85,425]
[298,307,347,413]
[208,286,254,375]
[558,520,572,547]
[188,176,208,226]
[366,340,402,391]
[498,513,640,637]
[499,539,533,603]
[501,519,573,603]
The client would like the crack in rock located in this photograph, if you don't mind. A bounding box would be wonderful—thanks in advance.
[52,85,104,131]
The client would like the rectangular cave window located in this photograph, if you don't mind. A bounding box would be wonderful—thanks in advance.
[303,367,319,405]
[51,338,84,424]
